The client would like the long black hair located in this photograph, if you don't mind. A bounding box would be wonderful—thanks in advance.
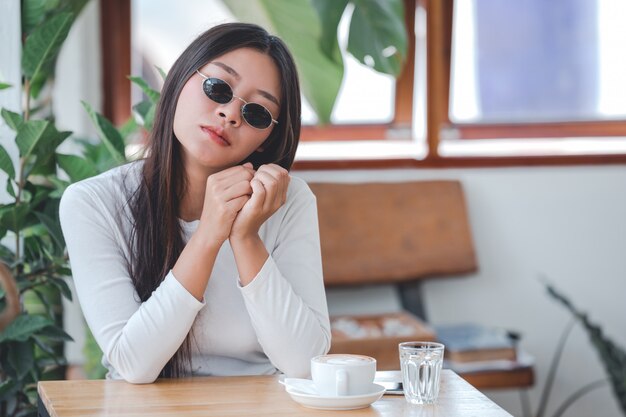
[127,23,301,378]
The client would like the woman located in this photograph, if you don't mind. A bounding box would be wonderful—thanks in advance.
[60,23,331,383]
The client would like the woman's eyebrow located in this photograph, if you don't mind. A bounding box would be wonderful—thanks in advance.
[212,62,240,79]
[211,61,280,107]
[258,90,280,107]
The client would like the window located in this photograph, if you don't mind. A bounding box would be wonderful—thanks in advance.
[128,0,412,143]
[100,0,626,168]
[449,0,626,130]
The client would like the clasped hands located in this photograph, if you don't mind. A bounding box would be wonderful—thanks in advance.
[199,162,290,248]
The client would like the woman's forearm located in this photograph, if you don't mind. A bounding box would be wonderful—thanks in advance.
[172,232,222,300]
[230,234,269,286]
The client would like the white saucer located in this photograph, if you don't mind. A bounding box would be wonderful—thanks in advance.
[285,382,386,410]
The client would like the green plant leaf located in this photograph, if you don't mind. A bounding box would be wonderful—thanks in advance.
[15,120,70,160]
[0,82,12,90]
[0,144,16,179]
[0,204,30,234]
[75,140,119,173]
[132,100,151,120]
[59,0,90,18]
[30,288,53,318]
[6,178,16,199]
[133,100,156,131]
[143,104,157,132]
[119,117,138,141]
[33,336,57,358]
[1,108,24,131]
[155,65,167,81]
[56,153,98,182]
[48,176,71,198]
[0,243,13,263]
[311,0,348,65]
[22,12,74,99]
[546,284,626,414]
[37,324,72,341]
[81,101,126,165]
[348,0,407,76]
[8,340,35,379]
[0,314,53,343]
[17,124,71,179]
[223,0,343,124]
[128,76,160,103]
[132,100,152,123]
[0,379,18,401]
[48,277,72,302]
[28,71,49,100]
[34,211,65,251]
[21,0,55,36]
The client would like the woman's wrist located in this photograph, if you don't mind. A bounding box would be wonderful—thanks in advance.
[229,232,262,250]
[190,227,225,253]
[229,233,268,286]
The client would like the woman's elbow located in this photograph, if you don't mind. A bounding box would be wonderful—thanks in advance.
[118,368,159,384]
[106,348,161,384]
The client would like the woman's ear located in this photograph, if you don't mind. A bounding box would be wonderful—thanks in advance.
[255,145,265,153]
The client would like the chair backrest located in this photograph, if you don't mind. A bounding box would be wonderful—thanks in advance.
[308,180,478,286]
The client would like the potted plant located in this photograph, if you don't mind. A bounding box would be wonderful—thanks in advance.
[0,1,92,415]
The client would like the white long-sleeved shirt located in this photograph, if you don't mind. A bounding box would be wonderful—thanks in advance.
[59,161,331,383]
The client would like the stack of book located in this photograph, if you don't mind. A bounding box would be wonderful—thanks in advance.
[433,323,533,373]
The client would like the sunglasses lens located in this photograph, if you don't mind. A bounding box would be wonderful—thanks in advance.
[203,78,232,104]
[242,103,273,129]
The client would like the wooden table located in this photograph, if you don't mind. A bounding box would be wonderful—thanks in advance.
[38,370,512,417]
[461,366,534,390]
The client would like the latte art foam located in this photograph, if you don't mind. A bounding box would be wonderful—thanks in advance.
[313,354,375,365]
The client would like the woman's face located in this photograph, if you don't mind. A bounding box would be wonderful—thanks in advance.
[173,47,281,174]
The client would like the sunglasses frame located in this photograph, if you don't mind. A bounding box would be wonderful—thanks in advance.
[196,70,278,130]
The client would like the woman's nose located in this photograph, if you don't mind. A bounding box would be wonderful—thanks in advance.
[216,99,242,127]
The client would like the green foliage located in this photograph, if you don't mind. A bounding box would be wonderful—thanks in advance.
[345,0,407,75]
[20,0,90,99]
[22,12,74,99]
[223,0,407,124]
[0,1,89,415]
[545,284,626,415]
[81,101,126,165]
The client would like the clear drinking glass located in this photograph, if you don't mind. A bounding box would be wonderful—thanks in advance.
[399,341,445,405]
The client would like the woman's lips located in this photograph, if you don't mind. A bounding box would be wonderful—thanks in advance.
[201,126,230,146]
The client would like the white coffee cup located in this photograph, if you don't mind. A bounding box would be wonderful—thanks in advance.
[310,354,376,397]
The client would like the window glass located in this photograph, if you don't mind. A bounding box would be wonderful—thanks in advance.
[131,0,394,126]
[450,0,626,124]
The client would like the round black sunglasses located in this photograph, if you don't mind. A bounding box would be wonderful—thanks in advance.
[196,70,278,130]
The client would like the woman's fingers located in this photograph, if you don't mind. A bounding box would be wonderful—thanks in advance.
[212,163,255,186]
[207,165,254,199]
[223,179,253,201]
[226,194,250,213]
[247,178,266,209]
[254,165,290,210]
[259,164,290,198]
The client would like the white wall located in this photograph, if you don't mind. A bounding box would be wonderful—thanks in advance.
[0,0,21,206]
[296,166,626,417]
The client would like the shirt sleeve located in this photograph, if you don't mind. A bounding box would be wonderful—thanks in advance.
[238,182,331,377]
[59,182,204,384]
